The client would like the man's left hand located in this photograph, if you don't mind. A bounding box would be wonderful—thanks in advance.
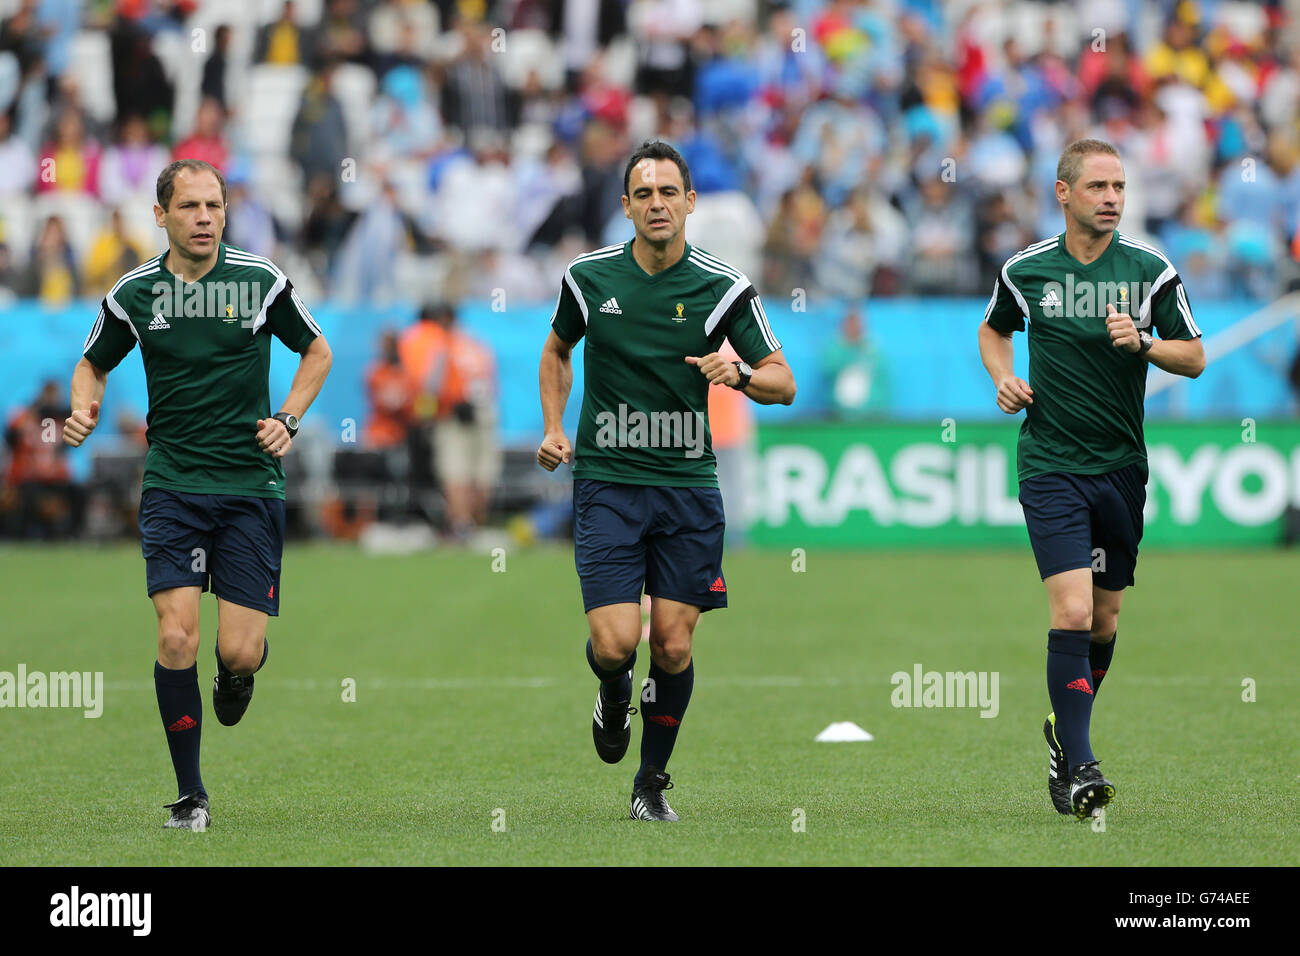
[685,353,740,387]
[256,418,292,458]
[1106,304,1141,353]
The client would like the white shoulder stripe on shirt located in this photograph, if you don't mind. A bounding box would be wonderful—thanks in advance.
[289,287,322,336]
[224,248,287,271]
[999,237,1057,322]
[562,268,589,326]
[108,258,163,301]
[692,257,751,335]
[1118,236,1198,334]
[750,296,779,351]
[569,244,624,268]
[1117,234,1174,268]
[689,247,745,281]
[82,305,107,353]
[104,264,159,335]
[250,271,288,335]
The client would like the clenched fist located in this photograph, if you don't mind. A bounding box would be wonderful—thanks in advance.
[64,401,100,447]
[256,418,293,458]
[684,353,740,387]
[537,431,572,471]
[994,375,1034,414]
[1106,303,1141,353]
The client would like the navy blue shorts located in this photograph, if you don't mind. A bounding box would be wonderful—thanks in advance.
[139,489,286,615]
[1018,464,1146,591]
[573,479,727,613]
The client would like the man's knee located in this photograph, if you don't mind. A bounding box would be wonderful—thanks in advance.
[217,631,265,676]
[1054,596,1092,632]
[156,616,200,667]
[648,628,692,673]
[1091,613,1118,641]
[589,620,639,669]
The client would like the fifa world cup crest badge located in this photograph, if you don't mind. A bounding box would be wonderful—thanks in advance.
[1116,285,1128,315]
[224,303,236,324]
[672,303,686,323]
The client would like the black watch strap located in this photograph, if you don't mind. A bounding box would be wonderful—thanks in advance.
[274,412,299,437]
[731,361,752,390]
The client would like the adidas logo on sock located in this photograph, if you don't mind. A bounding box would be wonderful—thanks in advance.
[599,298,622,314]
[1066,677,1094,695]
[148,314,171,331]
[1038,288,1062,309]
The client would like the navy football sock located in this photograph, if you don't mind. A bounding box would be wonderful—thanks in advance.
[637,659,694,786]
[1090,632,1116,695]
[1047,629,1096,774]
[155,661,205,799]
[586,639,634,702]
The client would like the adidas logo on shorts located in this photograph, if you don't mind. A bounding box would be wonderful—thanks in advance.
[599,298,622,315]
[148,315,171,331]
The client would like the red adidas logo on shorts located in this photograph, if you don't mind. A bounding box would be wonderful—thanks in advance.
[709,576,726,593]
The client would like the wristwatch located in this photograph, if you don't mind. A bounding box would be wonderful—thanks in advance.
[730,361,753,390]
[273,412,300,437]
[1137,331,1153,356]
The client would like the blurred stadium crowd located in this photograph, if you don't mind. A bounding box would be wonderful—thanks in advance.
[4,0,1300,541]
[2,0,1300,309]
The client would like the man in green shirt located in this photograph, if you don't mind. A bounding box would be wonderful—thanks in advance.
[64,159,333,830]
[979,139,1204,820]
[822,308,890,418]
[537,140,796,821]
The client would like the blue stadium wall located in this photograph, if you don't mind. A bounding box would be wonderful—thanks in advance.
[2,298,1291,481]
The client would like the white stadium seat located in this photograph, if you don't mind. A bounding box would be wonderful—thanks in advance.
[240,65,309,155]
[497,29,563,91]
[250,154,304,229]
[602,36,638,90]
[329,63,378,160]
[684,191,764,282]
[67,32,116,126]
[2,193,36,268]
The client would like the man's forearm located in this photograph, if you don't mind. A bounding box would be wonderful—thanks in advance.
[1145,338,1205,378]
[743,363,795,405]
[540,349,572,433]
[978,321,1015,383]
[279,338,332,419]
[71,358,107,410]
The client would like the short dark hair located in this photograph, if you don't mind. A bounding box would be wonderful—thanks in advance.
[156,159,227,210]
[1056,139,1120,187]
[622,140,692,197]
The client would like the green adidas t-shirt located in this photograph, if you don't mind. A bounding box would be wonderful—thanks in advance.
[550,239,781,487]
[984,231,1201,482]
[82,243,321,499]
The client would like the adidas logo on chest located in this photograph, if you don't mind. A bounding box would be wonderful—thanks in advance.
[1038,288,1062,309]
[148,315,171,331]
[598,297,622,314]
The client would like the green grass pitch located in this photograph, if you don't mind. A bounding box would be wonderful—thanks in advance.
[2,543,1297,866]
